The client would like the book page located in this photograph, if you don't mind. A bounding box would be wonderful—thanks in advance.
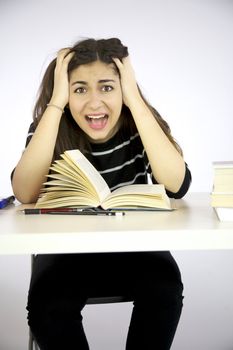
[110,184,166,195]
[36,190,100,208]
[47,171,98,197]
[102,184,171,210]
[63,150,111,202]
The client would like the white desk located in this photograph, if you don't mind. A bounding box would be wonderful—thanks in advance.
[0,193,233,254]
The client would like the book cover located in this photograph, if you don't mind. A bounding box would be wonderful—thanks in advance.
[214,207,233,222]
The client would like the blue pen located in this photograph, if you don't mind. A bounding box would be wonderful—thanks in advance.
[0,195,15,209]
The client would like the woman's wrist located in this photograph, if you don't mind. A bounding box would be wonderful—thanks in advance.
[46,96,67,114]
[48,95,67,110]
[47,103,64,113]
[127,93,147,115]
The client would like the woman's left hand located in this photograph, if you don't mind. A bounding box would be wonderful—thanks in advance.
[112,56,141,108]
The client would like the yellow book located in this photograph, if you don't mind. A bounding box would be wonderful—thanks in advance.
[211,161,233,208]
[211,193,233,208]
[35,149,172,210]
[212,161,233,192]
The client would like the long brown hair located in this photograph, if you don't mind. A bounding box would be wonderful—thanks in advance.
[33,38,182,159]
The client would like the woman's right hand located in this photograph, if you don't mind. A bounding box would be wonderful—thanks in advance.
[50,48,74,109]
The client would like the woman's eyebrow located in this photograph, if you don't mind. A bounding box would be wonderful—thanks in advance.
[98,79,116,83]
[71,80,87,86]
[71,79,116,86]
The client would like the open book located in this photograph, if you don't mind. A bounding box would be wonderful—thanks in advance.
[35,150,172,210]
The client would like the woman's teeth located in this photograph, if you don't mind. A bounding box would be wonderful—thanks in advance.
[87,114,105,119]
[85,114,108,129]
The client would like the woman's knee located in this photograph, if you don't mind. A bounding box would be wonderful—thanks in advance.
[27,293,86,329]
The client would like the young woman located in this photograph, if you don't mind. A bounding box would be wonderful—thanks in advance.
[12,38,191,349]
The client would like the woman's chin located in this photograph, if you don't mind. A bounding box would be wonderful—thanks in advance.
[85,125,119,144]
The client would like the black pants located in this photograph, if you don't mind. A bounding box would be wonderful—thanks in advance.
[27,252,183,350]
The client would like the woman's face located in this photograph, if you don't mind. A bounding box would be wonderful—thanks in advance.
[69,60,123,143]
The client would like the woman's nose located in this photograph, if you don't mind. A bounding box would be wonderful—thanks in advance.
[88,91,103,109]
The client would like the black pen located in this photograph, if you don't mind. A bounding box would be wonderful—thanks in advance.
[21,208,125,216]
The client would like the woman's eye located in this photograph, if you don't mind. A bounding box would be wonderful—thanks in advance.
[102,85,113,92]
[75,87,86,94]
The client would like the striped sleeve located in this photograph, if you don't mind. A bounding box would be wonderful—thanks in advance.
[25,122,35,147]
[165,164,192,199]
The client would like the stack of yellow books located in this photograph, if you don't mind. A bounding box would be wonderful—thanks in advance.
[211,161,233,221]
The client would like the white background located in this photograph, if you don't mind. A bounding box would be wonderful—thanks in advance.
[0,0,233,349]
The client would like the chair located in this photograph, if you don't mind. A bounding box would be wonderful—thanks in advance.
[28,255,131,350]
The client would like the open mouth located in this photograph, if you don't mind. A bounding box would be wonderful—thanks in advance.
[85,114,109,130]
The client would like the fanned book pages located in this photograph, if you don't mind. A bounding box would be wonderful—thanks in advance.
[35,149,172,210]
